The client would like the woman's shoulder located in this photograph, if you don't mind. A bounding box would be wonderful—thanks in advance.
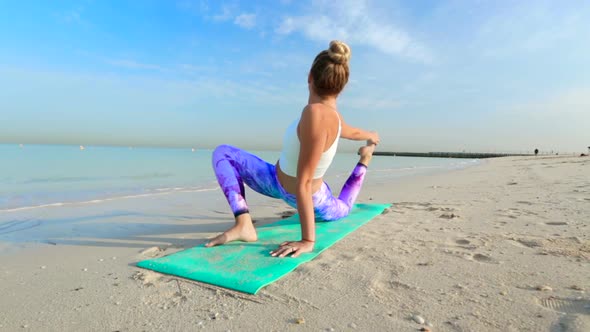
[302,103,339,117]
[300,104,322,121]
[300,105,341,131]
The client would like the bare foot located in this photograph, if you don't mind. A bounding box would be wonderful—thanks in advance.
[205,214,258,247]
[359,141,376,166]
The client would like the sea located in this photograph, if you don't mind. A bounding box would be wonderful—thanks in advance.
[0,144,479,212]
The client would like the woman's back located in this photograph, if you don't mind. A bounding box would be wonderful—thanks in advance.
[278,104,341,179]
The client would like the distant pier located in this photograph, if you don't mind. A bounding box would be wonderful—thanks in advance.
[372,152,532,159]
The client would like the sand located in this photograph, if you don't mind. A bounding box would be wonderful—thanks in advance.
[0,155,588,331]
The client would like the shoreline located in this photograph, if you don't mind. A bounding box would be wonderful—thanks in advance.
[0,154,477,216]
[0,155,588,331]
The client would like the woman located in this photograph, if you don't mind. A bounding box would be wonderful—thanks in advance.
[207,40,380,258]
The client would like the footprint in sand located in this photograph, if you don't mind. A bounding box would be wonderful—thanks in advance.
[442,247,495,263]
[540,297,590,314]
[390,202,458,214]
[510,238,544,248]
[510,236,590,260]
[497,208,519,219]
[139,246,165,258]
[466,253,496,264]
[381,206,397,215]
[497,207,540,220]
[452,238,484,251]
[440,213,460,219]
[132,271,162,287]
[369,268,412,302]
[427,206,454,212]
[440,239,494,264]
[540,297,590,332]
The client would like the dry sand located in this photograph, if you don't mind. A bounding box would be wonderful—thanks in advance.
[0,155,588,331]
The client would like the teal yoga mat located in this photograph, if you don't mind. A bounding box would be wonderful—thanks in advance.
[137,203,390,294]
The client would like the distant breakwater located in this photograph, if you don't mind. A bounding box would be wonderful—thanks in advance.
[372,152,531,159]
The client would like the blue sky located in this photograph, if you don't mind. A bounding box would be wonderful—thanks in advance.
[1,0,589,153]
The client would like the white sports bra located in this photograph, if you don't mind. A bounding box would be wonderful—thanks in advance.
[278,112,341,179]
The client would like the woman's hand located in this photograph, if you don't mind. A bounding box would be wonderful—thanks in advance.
[270,240,314,258]
[368,131,380,145]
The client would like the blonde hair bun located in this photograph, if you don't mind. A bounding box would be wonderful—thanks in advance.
[328,40,351,64]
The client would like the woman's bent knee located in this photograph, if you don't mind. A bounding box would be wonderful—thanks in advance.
[213,144,234,155]
[315,203,351,222]
[212,144,237,164]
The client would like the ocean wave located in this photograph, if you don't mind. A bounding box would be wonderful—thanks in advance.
[18,172,176,185]
[0,185,219,213]
[0,219,42,235]
[121,173,174,180]
[21,176,107,184]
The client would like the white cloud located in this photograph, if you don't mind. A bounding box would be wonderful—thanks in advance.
[234,13,256,29]
[276,17,295,34]
[275,0,432,63]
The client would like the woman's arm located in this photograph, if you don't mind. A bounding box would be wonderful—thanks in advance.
[270,105,325,258]
[340,117,380,145]
[295,106,326,244]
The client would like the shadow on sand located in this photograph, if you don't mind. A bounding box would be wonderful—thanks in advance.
[0,209,284,250]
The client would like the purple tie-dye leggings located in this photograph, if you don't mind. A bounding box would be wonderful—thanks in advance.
[212,144,367,221]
